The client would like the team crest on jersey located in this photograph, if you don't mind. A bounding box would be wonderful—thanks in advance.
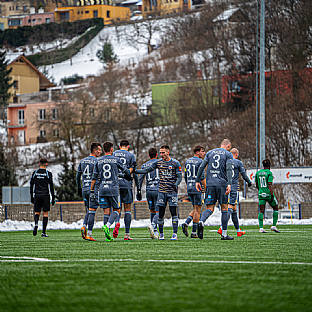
[179,166,182,171]
[169,166,172,170]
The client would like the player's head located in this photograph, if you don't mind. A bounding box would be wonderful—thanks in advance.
[39,157,48,168]
[221,139,231,151]
[230,148,239,159]
[103,141,114,154]
[91,142,102,157]
[159,145,170,161]
[148,147,157,159]
[120,139,130,150]
[263,158,271,169]
[193,145,205,158]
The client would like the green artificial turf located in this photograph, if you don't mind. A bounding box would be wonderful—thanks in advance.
[1,225,312,312]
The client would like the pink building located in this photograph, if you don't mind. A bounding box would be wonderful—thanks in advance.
[21,9,55,26]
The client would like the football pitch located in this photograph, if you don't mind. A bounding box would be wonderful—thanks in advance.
[1,225,312,312]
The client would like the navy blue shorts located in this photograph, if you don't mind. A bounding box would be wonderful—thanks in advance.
[147,190,159,211]
[188,193,202,206]
[156,192,178,208]
[99,196,120,209]
[120,188,133,204]
[229,185,239,206]
[82,191,90,209]
[204,186,228,205]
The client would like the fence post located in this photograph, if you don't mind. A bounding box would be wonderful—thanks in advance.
[5,205,7,220]
[299,204,302,220]
[60,205,63,222]
[133,203,136,220]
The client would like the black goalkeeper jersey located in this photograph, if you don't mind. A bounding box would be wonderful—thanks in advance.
[30,168,55,198]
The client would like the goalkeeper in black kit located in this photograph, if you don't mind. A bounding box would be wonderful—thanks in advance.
[30,158,55,237]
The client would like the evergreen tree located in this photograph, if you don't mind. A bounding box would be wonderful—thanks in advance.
[55,152,81,201]
[96,42,119,68]
[0,144,18,203]
[0,51,13,122]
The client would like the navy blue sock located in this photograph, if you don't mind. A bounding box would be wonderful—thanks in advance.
[125,211,131,234]
[172,216,178,234]
[88,213,95,232]
[192,222,198,233]
[83,211,89,227]
[158,218,164,234]
[107,211,119,227]
[231,210,240,230]
[221,211,228,231]
[200,209,212,222]
[150,212,156,223]
[152,212,159,230]
[185,215,193,225]
[103,214,109,225]
[227,208,233,223]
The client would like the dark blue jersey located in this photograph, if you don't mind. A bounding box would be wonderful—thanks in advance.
[230,158,248,188]
[204,148,233,187]
[185,156,205,194]
[77,155,98,192]
[113,150,137,189]
[139,159,159,192]
[92,155,129,197]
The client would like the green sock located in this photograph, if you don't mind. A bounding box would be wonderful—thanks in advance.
[258,213,264,228]
[273,211,278,226]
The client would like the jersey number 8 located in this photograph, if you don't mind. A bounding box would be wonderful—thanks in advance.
[103,164,111,179]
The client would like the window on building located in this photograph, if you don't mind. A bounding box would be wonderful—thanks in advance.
[52,129,59,137]
[89,107,95,117]
[60,12,70,20]
[13,96,18,103]
[32,19,36,23]
[85,10,89,14]
[39,129,46,137]
[93,10,98,17]
[16,6,19,10]
[38,18,42,22]
[28,19,31,23]
[106,11,110,18]
[23,6,27,12]
[38,109,46,120]
[9,19,21,26]
[18,110,25,125]
[0,23,4,31]
[13,80,18,89]
[46,18,50,23]
[52,108,58,120]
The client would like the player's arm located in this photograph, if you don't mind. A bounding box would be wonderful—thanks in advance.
[241,171,252,186]
[134,161,157,174]
[138,169,145,189]
[201,179,206,190]
[133,173,140,189]
[49,172,55,205]
[30,172,35,204]
[76,170,82,197]
[268,182,274,203]
[225,161,232,195]
[184,167,187,184]
[117,160,131,177]
[90,163,99,191]
[195,159,208,191]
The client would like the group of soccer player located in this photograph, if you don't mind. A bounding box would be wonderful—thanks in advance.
[76,138,280,242]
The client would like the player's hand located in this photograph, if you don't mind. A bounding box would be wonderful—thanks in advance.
[52,198,55,206]
[173,185,178,193]
[78,187,82,197]
[124,175,133,181]
[225,185,231,195]
[270,194,274,203]
[31,197,34,204]
[247,181,252,187]
[196,182,202,192]
[136,189,142,201]
[90,191,95,202]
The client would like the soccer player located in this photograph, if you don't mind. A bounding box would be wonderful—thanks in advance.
[216,148,252,237]
[113,139,141,240]
[255,158,280,233]
[30,158,55,237]
[181,145,206,238]
[135,145,182,240]
[89,141,131,241]
[195,139,234,240]
[138,147,160,239]
[76,142,102,240]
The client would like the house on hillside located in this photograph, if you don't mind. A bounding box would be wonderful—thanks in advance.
[54,4,130,24]
[151,73,221,126]
[142,0,190,18]
[0,0,30,17]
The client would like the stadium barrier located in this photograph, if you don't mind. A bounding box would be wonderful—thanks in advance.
[1,201,310,223]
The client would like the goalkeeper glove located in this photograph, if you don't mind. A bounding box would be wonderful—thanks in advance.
[247,181,252,187]
[51,198,55,206]
[124,175,133,181]
[136,189,142,201]
[31,196,34,204]
[78,187,82,197]
[90,190,96,202]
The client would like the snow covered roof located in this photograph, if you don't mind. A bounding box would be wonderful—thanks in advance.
[5,52,24,65]
[121,0,140,4]
[213,7,240,22]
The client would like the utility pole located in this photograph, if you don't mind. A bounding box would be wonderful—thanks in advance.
[259,0,265,165]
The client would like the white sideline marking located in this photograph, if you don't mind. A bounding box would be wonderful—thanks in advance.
[1,256,312,265]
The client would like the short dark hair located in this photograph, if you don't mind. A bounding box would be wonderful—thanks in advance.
[149,147,157,158]
[193,145,205,154]
[160,145,170,151]
[120,139,130,147]
[263,158,271,167]
[103,141,114,153]
[91,142,101,153]
[39,158,48,165]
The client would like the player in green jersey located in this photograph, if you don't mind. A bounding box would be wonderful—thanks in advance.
[255,159,280,233]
